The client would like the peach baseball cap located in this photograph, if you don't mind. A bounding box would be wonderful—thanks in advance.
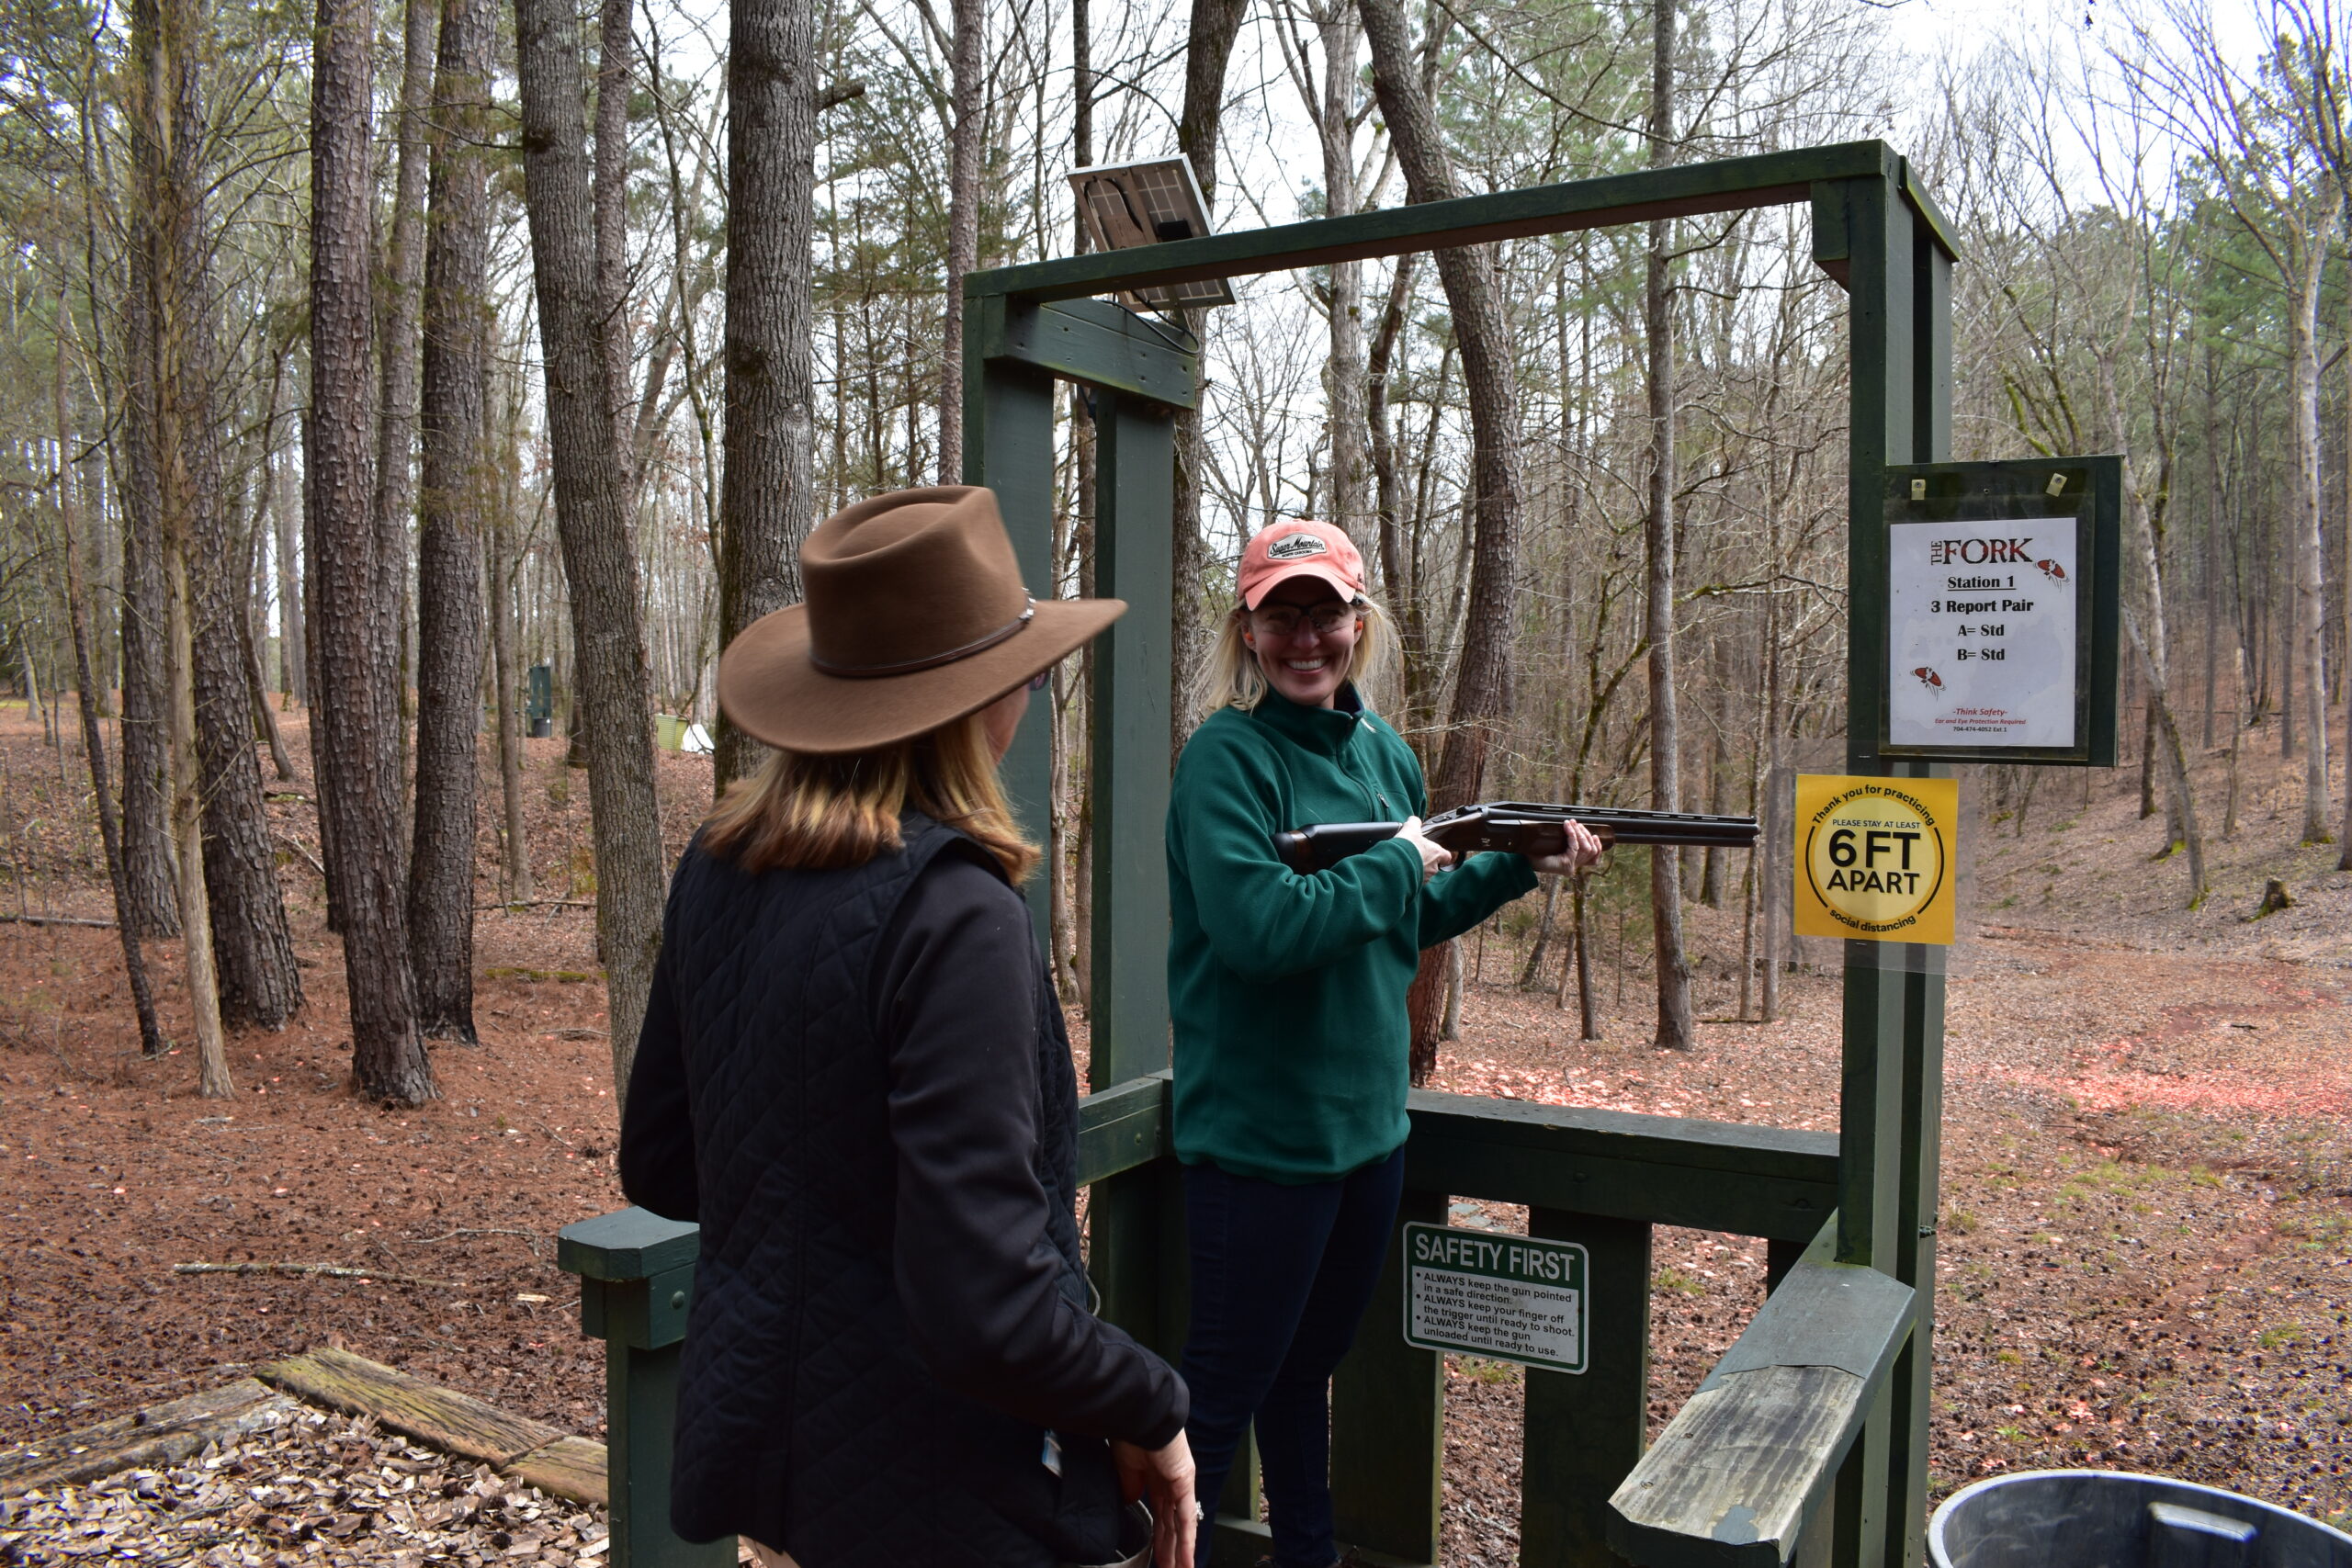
[1237,520,1365,609]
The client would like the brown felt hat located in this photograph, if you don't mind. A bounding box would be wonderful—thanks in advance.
[717,486,1125,755]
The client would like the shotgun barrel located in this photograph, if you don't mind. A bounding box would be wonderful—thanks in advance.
[1272,800,1758,875]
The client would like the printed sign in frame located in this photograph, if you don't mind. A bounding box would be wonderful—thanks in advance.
[1881,458,2120,766]
[1402,1223,1589,1375]
[1793,773,1960,944]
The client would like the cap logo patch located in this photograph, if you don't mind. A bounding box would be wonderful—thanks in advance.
[1266,533,1329,561]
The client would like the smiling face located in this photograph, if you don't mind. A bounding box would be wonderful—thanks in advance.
[1248,577,1362,708]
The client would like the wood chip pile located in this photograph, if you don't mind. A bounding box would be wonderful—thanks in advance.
[0,1409,610,1566]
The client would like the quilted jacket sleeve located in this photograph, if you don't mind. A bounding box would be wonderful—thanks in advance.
[618,878,698,1223]
[876,850,1188,1449]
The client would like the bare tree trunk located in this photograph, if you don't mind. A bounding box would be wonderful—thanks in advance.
[489,400,534,903]
[1291,0,1371,534]
[2286,224,2336,842]
[1640,0,1691,1050]
[936,0,982,480]
[517,0,669,1100]
[407,0,495,1043]
[311,0,435,1106]
[1170,0,1250,755]
[165,533,232,1096]
[275,427,304,705]
[712,0,815,793]
[594,0,632,480]
[56,295,165,1059]
[372,0,436,876]
[1360,0,1524,1084]
[128,0,229,1088]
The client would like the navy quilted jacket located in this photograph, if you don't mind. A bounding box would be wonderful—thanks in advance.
[619,816,1186,1566]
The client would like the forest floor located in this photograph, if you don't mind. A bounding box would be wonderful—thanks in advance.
[0,705,2345,1566]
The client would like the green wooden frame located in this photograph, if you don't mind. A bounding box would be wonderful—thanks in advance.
[962,138,1956,1568]
[545,137,1964,1568]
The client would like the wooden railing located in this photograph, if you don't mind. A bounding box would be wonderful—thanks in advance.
[559,1075,1915,1568]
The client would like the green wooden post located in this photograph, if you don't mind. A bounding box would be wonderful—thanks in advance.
[1520,1211,1651,1568]
[1330,1187,1447,1566]
[1822,164,1952,1568]
[557,1210,729,1568]
[1086,388,1184,1354]
[1086,389,1176,1091]
[963,297,1060,948]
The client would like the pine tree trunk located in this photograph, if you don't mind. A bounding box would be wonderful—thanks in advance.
[311,0,436,1106]
[118,197,180,941]
[365,0,435,887]
[407,0,495,1043]
[55,295,166,1059]
[712,0,815,793]
[193,479,303,1027]
[1640,0,1691,1051]
[516,0,670,1101]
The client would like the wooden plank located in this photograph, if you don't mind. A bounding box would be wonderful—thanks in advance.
[1408,1090,1838,1181]
[985,299,1198,409]
[1407,1132,1835,1241]
[1075,1073,1169,1185]
[0,1379,298,1496]
[1521,1212,1649,1568]
[1607,1262,1914,1568]
[1609,1364,1861,1568]
[969,143,1898,304]
[557,1207,700,1282]
[257,1348,564,1465]
[505,1434,609,1507]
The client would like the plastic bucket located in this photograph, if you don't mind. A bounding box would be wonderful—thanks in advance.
[1930,1471,2352,1568]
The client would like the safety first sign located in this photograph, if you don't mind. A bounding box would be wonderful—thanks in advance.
[1792,774,1958,944]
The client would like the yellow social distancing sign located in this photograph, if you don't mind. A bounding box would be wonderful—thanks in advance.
[1793,774,1958,944]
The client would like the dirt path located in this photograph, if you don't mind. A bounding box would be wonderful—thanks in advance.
[0,709,2344,1564]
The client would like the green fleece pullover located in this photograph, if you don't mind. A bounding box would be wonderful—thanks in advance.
[1165,687,1539,1183]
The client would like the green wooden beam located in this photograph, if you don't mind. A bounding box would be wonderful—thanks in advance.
[982,298,1199,410]
[969,142,1901,305]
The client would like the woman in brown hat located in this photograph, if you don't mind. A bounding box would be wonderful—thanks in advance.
[619,487,1196,1568]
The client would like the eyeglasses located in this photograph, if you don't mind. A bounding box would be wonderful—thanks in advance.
[1028,669,1051,692]
[1251,603,1358,639]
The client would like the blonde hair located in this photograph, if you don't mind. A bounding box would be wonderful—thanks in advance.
[1193,594,1397,716]
[700,710,1039,883]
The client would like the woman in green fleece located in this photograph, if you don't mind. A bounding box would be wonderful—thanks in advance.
[1166,520,1600,1568]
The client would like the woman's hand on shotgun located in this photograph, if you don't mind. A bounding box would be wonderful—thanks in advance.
[1113,1432,1199,1568]
[1528,818,1605,876]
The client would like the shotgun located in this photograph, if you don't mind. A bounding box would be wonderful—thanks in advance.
[1272,801,1758,874]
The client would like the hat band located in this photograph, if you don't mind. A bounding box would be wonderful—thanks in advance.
[808,598,1037,678]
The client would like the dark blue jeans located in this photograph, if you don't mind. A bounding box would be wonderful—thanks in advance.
[1180,1147,1407,1568]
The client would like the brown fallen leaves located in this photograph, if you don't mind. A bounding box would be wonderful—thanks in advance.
[0,1410,608,1567]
